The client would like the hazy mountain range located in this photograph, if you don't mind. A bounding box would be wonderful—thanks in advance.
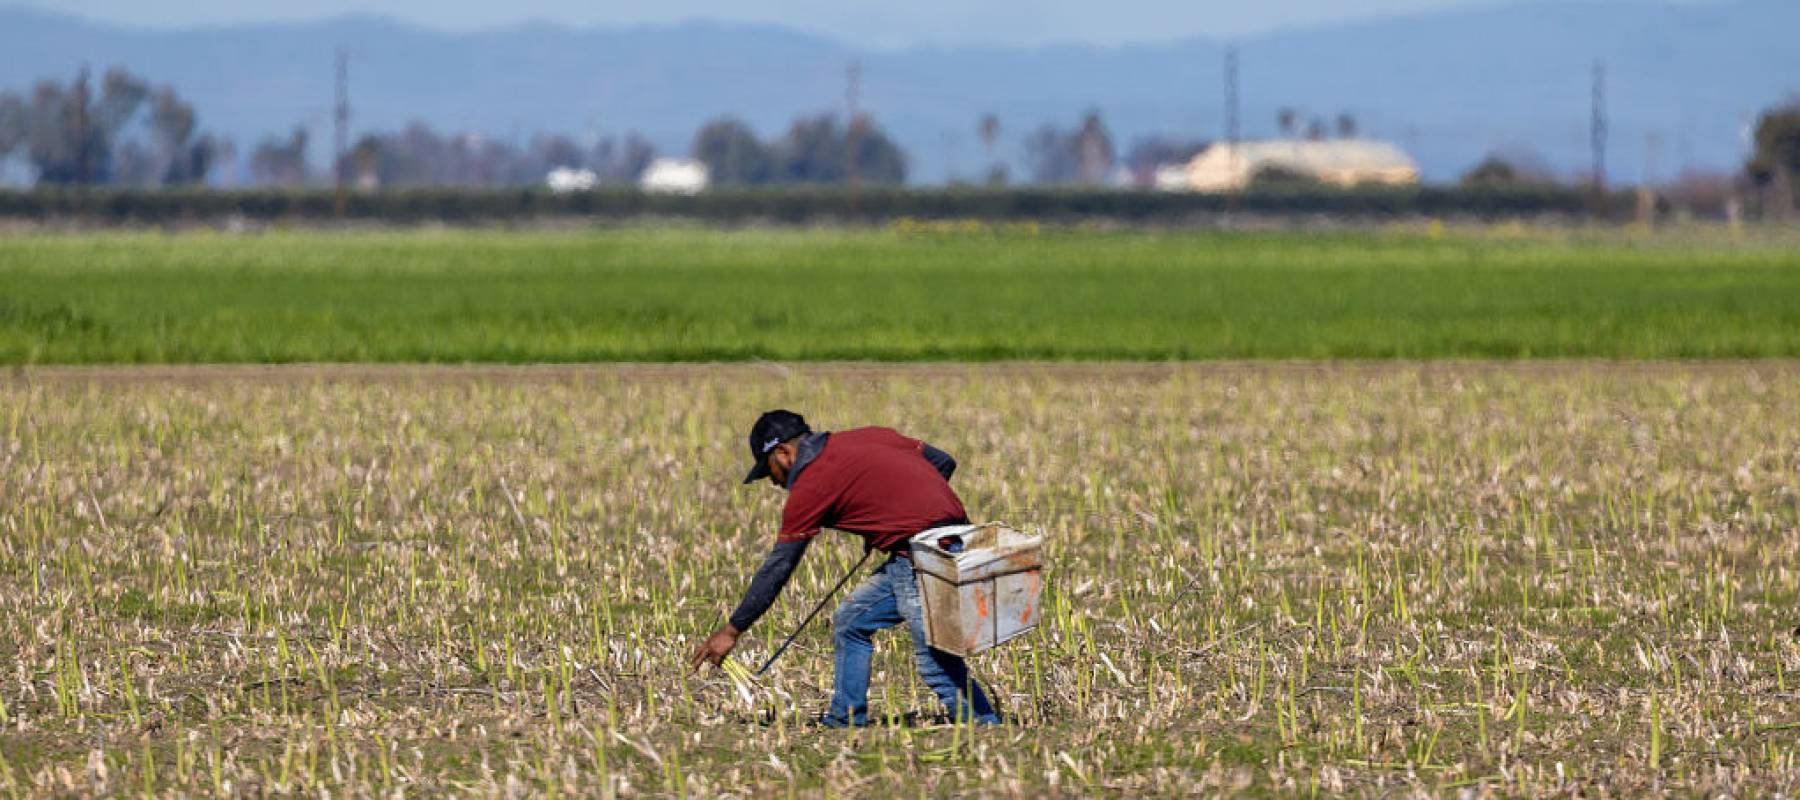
[1,0,1794,184]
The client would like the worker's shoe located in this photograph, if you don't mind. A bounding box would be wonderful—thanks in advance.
[928,709,1002,727]
[813,712,872,729]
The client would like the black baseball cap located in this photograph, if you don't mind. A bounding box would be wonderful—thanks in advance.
[742,410,812,484]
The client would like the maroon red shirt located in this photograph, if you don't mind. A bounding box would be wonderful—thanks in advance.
[779,427,968,551]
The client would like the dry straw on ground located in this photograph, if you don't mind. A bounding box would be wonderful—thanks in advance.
[1,363,1797,796]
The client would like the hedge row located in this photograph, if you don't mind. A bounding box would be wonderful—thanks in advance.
[0,185,1639,225]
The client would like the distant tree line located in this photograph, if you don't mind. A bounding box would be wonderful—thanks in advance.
[0,184,1640,225]
[691,114,906,186]
[253,112,913,190]
[0,67,220,186]
[337,126,656,189]
[241,121,662,189]
[4,65,1797,222]
[1457,149,1562,190]
[1448,99,1800,221]
[1024,110,1116,185]
[1274,107,1360,141]
[0,66,920,189]
[1746,102,1800,220]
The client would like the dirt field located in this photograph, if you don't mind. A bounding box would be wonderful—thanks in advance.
[3,363,1798,796]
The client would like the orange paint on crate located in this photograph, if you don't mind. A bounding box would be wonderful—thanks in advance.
[1019,573,1038,623]
[974,586,989,618]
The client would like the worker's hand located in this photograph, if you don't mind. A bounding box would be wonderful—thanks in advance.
[688,624,740,672]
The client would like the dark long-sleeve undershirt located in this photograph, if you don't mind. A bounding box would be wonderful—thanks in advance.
[921,443,956,481]
[728,539,811,631]
[726,442,957,632]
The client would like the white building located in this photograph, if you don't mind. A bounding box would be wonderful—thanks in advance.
[1153,164,1193,192]
[1164,140,1420,192]
[638,158,710,195]
[545,167,598,193]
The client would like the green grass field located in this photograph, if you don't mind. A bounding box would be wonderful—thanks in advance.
[2,227,1798,363]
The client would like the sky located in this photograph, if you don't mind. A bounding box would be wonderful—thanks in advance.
[15,0,1668,48]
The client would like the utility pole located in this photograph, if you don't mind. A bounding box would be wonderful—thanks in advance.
[1224,45,1240,211]
[1676,117,1694,179]
[942,130,958,185]
[73,65,91,188]
[334,46,350,220]
[1590,60,1607,219]
[845,60,861,216]
[1638,130,1661,226]
[71,64,91,219]
[726,119,741,186]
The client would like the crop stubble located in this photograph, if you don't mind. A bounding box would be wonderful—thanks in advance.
[1,363,1798,796]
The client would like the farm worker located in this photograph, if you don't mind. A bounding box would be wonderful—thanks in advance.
[688,409,1001,727]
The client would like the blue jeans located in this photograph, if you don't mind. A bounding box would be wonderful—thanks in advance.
[823,555,1000,727]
